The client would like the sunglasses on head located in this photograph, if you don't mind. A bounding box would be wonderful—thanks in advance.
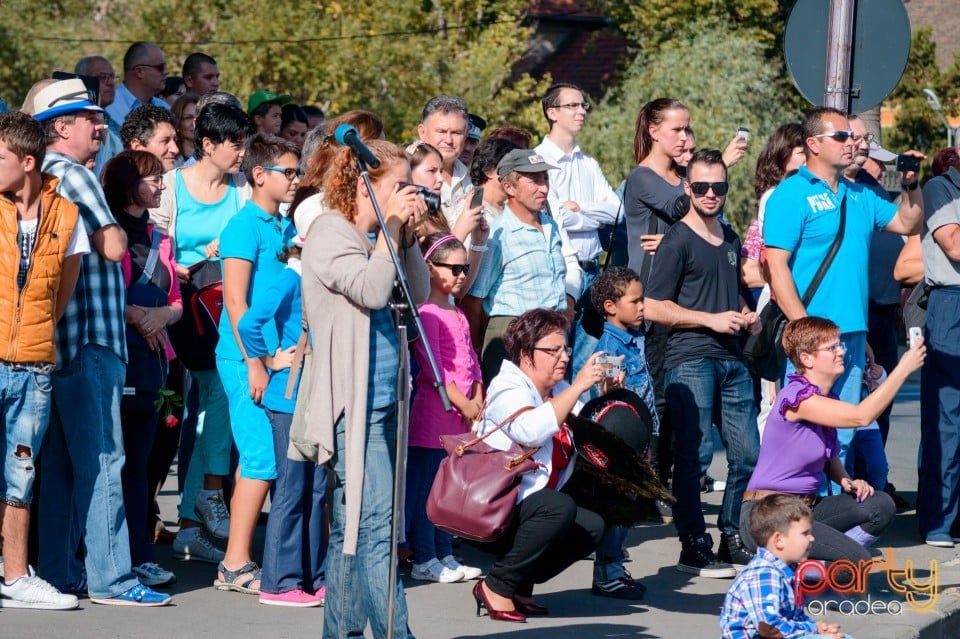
[688,181,729,196]
[812,130,855,143]
[432,262,471,276]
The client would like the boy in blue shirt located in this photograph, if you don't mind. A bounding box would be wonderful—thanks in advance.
[721,494,850,639]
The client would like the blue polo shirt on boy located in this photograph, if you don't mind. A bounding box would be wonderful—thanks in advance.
[216,200,295,361]
[763,165,896,334]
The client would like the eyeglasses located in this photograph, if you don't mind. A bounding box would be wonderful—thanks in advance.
[818,341,847,354]
[552,102,590,112]
[431,262,471,276]
[852,133,875,144]
[136,63,167,73]
[688,181,729,196]
[96,73,117,82]
[261,166,304,180]
[140,176,164,186]
[533,345,573,358]
[812,131,855,143]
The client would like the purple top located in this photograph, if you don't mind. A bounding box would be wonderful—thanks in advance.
[746,374,839,495]
[409,301,483,448]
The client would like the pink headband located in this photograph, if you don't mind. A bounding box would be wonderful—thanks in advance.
[423,234,458,262]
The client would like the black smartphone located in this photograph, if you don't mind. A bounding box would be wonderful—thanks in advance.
[896,154,921,173]
[470,187,484,209]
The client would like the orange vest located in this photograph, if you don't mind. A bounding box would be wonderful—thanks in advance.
[0,175,80,364]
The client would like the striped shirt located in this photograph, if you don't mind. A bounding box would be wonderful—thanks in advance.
[43,152,127,366]
[468,204,567,317]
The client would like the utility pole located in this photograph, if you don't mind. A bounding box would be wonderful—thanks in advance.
[824,0,855,112]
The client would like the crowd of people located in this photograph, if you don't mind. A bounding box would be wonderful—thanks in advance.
[0,37,949,639]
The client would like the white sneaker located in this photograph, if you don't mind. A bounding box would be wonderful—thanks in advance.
[440,555,482,580]
[195,491,231,539]
[410,559,464,583]
[173,529,225,563]
[133,562,177,587]
[0,567,79,610]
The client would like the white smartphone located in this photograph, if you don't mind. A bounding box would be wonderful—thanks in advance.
[909,326,923,348]
[736,126,750,143]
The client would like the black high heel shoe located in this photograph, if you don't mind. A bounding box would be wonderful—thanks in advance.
[472,580,526,623]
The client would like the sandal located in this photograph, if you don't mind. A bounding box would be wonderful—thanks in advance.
[213,561,262,594]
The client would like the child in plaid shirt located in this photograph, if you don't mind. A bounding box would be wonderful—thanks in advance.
[721,494,852,639]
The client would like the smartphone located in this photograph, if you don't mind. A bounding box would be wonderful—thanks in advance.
[909,326,923,348]
[470,187,484,209]
[736,126,750,144]
[896,154,921,173]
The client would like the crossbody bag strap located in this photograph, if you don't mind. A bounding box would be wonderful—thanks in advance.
[799,192,847,307]
[456,405,535,455]
[602,198,624,272]
[135,229,164,286]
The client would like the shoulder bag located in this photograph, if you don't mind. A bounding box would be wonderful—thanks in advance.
[426,405,537,542]
[744,193,847,381]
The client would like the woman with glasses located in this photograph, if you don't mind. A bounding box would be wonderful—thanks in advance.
[739,316,924,562]
[102,150,182,589]
[470,309,607,622]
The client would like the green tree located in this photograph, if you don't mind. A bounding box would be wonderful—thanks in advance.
[579,18,803,235]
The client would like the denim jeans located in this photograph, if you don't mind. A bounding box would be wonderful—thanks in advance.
[324,406,414,639]
[406,446,452,565]
[593,524,628,583]
[846,429,888,492]
[39,344,139,598]
[665,357,759,537]
[261,409,326,595]
[0,362,53,506]
[918,287,960,538]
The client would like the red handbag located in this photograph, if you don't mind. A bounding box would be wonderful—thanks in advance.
[426,406,537,542]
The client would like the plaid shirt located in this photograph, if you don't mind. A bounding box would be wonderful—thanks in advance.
[42,152,127,367]
[721,547,819,639]
[468,204,567,316]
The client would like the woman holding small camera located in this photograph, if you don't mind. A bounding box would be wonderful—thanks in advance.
[470,309,608,623]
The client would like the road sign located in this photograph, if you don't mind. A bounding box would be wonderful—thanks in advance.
[784,0,911,112]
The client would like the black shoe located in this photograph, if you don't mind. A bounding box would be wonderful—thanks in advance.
[592,576,646,600]
[677,533,737,578]
[718,532,753,569]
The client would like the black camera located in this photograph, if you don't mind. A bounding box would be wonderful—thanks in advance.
[398,182,441,215]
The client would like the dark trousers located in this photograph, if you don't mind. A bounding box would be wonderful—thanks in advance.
[482,489,603,599]
[480,316,516,387]
[867,302,900,445]
[644,322,671,482]
[121,390,161,566]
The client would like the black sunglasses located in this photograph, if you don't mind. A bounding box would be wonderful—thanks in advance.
[812,130,855,143]
[432,262,471,276]
[689,181,729,196]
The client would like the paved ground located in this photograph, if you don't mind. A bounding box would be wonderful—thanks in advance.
[4,372,960,638]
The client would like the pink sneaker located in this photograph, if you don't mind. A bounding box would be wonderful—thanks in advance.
[258,587,324,608]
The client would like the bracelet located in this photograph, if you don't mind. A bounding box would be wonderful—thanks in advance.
[901,181,919,191]
[470,244,487,252]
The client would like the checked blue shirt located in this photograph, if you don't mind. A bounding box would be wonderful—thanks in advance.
[721,547,819,639]
[43,152,127,367]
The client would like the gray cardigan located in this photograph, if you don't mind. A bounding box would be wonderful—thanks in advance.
[294,212,429,555]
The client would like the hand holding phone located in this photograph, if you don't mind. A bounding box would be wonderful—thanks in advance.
[469,187,484,209]
[896,154,921,174]
[736,126,750,144]
[909,326,923,348]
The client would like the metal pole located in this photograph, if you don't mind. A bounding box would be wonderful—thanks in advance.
[387,320,410,639]
[824,0,856,111]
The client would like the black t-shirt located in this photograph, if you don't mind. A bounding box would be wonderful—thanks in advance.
[645,220,743,368]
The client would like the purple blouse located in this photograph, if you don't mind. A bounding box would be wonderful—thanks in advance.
[746,374,839,495]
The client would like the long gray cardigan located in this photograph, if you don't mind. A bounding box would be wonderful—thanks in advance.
[293,212,429,555]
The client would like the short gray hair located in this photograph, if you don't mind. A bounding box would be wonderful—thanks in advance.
[75,56,112,76]
[197,91,243,113]
[421,95,468,123]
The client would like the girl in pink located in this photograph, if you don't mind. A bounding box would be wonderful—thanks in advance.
[407,232,484,583]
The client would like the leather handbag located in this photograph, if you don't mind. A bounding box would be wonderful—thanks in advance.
[426,406,537,542]
[744,194,847,381]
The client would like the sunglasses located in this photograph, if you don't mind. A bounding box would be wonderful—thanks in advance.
[261,166,304,180]
[432,262,471,276]
[136,63,167,73]
[688,181,729,196]
[812,130,855,143]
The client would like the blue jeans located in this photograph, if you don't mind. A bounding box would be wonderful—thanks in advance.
[665,357,759,537]
[918,287,960,538]
[261,409,327,595]
[593,524,628,583]
[846,429,888,491]
[324,406,414,639]
[39,344,139,598]
[406,446,453,565]
[0,362,52,506]
[787,331,865,496]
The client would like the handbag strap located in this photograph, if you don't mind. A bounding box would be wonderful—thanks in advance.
[457,405,535,456]
[799,193,846,307]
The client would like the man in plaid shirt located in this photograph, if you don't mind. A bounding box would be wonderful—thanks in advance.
[721,494,850,639]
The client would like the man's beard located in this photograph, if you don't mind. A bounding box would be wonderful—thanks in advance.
[692,199,723,218]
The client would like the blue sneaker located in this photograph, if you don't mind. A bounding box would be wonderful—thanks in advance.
[925,533,955,548]
[90,583,172,607]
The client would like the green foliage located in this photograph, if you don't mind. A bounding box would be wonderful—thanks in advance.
[579,18,803,235]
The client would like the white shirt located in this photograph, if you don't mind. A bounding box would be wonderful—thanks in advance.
[105,83,170,126]
[440,158,473,229]
[535,135,621,261]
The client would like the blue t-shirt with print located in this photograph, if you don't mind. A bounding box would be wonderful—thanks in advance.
[763,165,896,334]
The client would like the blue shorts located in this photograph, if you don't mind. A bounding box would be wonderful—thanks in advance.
[216,356,276,480]
[0,362,53,505]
